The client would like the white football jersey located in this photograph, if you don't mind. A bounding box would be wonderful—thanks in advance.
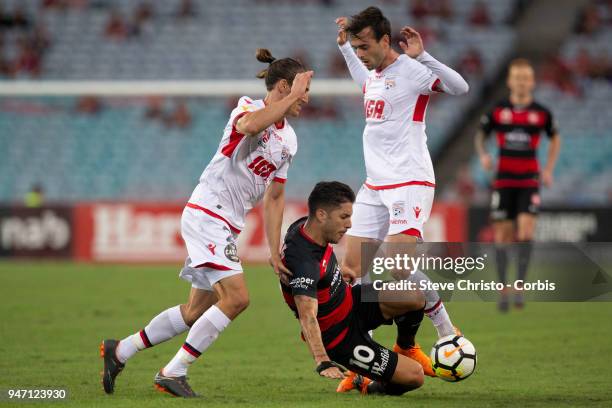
[361,54,440,189]
[188,96,297,231]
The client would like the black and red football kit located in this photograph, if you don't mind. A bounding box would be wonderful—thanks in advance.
[481,99,557,220]
[281,217,398,382]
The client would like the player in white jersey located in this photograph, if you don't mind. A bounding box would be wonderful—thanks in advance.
[100,48,313,398]
[333,7,468,388]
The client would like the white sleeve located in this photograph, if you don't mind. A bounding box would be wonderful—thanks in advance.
[228,96,258,130]
[414,51,469,95]
[273,160,289,184]
[338,42,370,88]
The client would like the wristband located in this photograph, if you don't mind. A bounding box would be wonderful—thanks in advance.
[315,361,344,375]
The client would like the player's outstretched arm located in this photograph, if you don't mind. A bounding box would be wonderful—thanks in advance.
[236,71,313,136]
[399,26,469,95]
[264,181,292,284]
[294,295,345,379]
[335,17,369,88]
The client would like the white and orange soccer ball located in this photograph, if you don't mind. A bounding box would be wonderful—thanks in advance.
[430,335,477,382]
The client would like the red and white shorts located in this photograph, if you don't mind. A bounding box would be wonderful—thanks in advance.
[179,206,243,291]
[346,183,435,241]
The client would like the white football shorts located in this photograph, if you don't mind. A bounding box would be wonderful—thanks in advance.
[179,206,243,291]
[347,184,435,241]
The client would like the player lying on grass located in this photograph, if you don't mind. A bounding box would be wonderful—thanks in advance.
[100,49,312,398]
[280,181,428,395]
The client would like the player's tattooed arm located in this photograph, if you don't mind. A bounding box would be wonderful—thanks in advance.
[294,295,345,379]
[264,181,292,284]
[235,71,313,136]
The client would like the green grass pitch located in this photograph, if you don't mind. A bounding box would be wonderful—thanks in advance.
[1,261,611,407]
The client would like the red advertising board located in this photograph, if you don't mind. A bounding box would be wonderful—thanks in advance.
[72,201,465,263]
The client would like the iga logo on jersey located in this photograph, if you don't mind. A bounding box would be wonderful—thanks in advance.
[364,96,392,120]
[365,99,385,119]
[248,156,277,179]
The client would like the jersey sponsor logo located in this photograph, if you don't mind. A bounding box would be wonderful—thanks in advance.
[247,156,277,180]
[528,111,540,125]
[500,108,513,124]
[281,146,290,161]
[392,201,405,218]
[365,99,385,120]
[504,131,531,150]
[390,219,408,225]
[349,345,390,377]
[224,242,239,262]
[384,77,396,89]
[258,130,270,149]
[371,347,390,377]
[413,206,422,219]
[329,264,342,297]
[289,276,314,290]
[207,243,216,255]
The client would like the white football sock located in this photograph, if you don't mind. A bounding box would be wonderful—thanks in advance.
[425,301,455,338]
[162,305,231,377]
[409,269,455,338]
[116,305,189,363]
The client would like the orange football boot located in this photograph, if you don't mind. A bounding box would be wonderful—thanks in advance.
[393,343,436,377]
[336,371,372,394]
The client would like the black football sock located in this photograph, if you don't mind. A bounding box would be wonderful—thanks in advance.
[367,381,412,395]
[395,306,425,349]
[495,246,508,284]
[517,240,533,284]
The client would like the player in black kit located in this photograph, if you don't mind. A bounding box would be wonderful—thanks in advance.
[475,58,561,311]
[280,181,428,395]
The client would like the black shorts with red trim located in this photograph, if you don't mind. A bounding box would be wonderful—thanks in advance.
[327,284,398,382]
[491,187,540,221]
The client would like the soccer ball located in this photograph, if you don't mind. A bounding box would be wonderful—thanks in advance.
[430,335,477,382]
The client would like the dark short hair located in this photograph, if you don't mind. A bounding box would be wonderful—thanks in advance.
[346,6,391,41]
[308,181,355,217]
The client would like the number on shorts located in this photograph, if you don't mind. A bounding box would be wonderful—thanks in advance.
[353,345,375,365]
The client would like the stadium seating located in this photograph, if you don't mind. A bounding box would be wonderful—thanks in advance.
[0,0,519,202]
